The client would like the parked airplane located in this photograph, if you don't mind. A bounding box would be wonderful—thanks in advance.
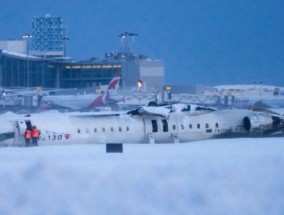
[0,104,283,148]
[41,73,123,111]
[215,84,284,96]
[232,95,284,109]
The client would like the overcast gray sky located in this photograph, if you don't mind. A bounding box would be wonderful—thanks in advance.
[0,0,283,86]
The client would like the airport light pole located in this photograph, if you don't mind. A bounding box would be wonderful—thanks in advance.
[62,36,69,57]
[118,32,139,54]
[23,33,33,87]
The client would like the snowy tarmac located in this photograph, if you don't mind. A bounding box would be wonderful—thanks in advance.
[0,137,284,215]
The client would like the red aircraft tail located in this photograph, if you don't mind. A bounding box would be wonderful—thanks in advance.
[88,72,121,109]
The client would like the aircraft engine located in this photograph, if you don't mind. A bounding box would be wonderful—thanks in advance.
[243,114,273,132]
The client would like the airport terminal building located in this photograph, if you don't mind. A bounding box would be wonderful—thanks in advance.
[0,14,164,90]
[0,48,164,89]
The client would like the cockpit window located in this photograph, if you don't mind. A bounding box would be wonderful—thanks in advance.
[182,105,191,112]
[196,107,203,111]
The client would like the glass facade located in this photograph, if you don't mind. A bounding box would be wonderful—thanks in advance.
[32,15,65,56]
[0,51,122,89]
[0,53,55,88]
[60,63,122,88]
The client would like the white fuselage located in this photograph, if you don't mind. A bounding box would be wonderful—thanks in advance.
[0,109,274,147]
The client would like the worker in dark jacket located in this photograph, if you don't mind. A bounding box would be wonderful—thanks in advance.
[25,129,31,146]
[31,126,40,146]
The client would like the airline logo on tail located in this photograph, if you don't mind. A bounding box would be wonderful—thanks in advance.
[88,72,121,109]
[107,72,121,93]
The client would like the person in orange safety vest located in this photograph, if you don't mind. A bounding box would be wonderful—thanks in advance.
[31,126,40,146]
[25,129,31,146]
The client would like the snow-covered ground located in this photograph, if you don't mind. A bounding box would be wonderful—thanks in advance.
[0,138,284,215]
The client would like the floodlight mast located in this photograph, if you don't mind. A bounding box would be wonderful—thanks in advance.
[118,32,139,54]
[22,33,33,87]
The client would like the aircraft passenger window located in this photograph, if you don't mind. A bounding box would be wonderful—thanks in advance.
[94,128,97,133]
[197,124,200,129]
[119,127,122,132]
[110,127,114,132]
[215,123,219,128]
[126,126,129,131]
[77,129,80,133]
[206,124,209,129]
[86,128,89,133]
[162,119,168,132]
[181,124,184,130]
[189,124,192,129]
[173,125,176,130]
[102,128,105,132]
[151,120,158,132]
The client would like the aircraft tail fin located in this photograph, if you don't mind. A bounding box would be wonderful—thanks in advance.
[87,72,121,109]
[107,72,121,93]
[88,93,104,109]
